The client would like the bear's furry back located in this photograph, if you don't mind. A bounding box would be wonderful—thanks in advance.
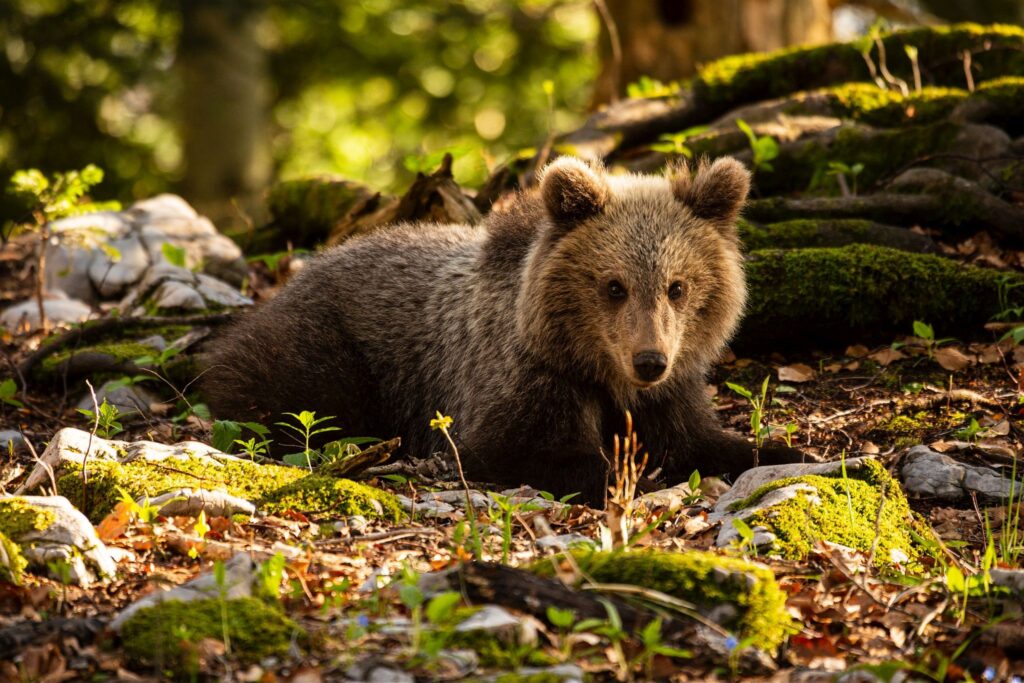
[202,196,549,471]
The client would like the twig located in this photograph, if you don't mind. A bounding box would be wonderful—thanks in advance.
[865,478,888,568]
[960,49,975,92]
[22,438,57,496]
[81,379,101,515]
[593,0,622,104]
[313,527,443,546]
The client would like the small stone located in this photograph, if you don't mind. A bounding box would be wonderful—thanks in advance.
[76,380,158,421]
[1,296,92,333]
[151,279,206,310]
[535,533,594,551]
[88,235,151,297]
[711,482,819,548]
[455,605,521,635]
[145,488,256,519]
[902,445,1018,503]
[0,430,26,452]
[427,489,492,510]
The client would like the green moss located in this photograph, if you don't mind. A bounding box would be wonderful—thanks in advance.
[0,498,56,539]
[0,531,28,584]
[825,83,968,127]
[695,23,1024,113]
[56,456,401,523]
[742,245,1024,345]
[731,459,924,568]
[259,474,403,520]
[739,218,919,251]
[39,340,161,375]
[120,597,300,677]
[535,550,792,651]
[975,76,1024,134]
[260,176,380,251]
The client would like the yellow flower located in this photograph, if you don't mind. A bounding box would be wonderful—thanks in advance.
[430,412,453,431]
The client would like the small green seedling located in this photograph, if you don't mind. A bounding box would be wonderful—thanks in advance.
[626,76,678,99]
[726,376,772,448]
[732,517,758,557]
[77,399,124,439]
[276,410,341,470]
[826,160,865,196]
[736,119,779,173]
[648,125,708,158]
[0,378,23,408]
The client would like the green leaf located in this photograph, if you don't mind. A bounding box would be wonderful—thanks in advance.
[912,320,934,341]
[546,606,575,629]
[398,583,424,609]
[211,420,243,453]
[0,378,24,408]
[161,242,187,268]
[425,591,461,624]
[725,382,752,400]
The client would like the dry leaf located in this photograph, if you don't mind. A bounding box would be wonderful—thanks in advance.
[846,344,870,358]
[934,347,971,372]
[96,501,132,542]
[778,363,816,383]
[869,348,906,366]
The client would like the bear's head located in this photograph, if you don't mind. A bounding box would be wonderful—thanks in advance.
[517,155,749,397]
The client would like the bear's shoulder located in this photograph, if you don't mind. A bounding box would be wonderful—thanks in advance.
[480,192,545,272]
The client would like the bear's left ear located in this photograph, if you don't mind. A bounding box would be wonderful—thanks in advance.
[540,156,610,226]
[671,157,750,224]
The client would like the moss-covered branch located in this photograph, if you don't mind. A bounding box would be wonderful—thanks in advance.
[739,218,937,253]
[740,244,1024,346]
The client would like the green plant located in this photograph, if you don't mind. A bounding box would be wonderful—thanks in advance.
[0,378,24,408]
[234,437,272,460]
[731,518,758,558]
[633,618,691,678]
[894,320,953,360]
[486,492,543,564]
[115,485,166,525]
[825,160,865,196]
[276,411,342,470]
[431,412,483,560]
[736,119,779,173]
[213,559,231,656]
[648,125,708,158]
[76,399,124,439]
[160,242,187,268]
[779,422,799,448]
[255,553,287,601]
[953,417,984,443]
[211,419,271,454]
[7,165,120,332]
[726,376,772,449]
[999,455,1022,566]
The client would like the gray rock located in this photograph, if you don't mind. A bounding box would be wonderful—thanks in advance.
[7,495,118,586]
[19,427,245,494]
[455,605,520,635]
[0,430,26,452]
[901,445,1017,503]
[87,234,151,297]
[128,194,198,221]
[714,457,874,512]
[396,494,455,517]
[711,482,820,549]
[109,552,255,631]
[119,262,251,315]
[75,380,158,420]
[639,481,698,511]
[535,533,594,551]
[1,296,92,333]
[990,568,1024,593]
[145,488,256,519]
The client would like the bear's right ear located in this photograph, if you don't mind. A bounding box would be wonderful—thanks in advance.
[671,157,750,224]
[540,156,610,227]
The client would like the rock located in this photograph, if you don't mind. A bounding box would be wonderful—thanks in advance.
[1,495,117,586]
[901,445,1017,503]
[535,533,594,551]
[87,235,151,298]
[455,605,521,636]
[396,493,455,517]
[0,430,26,452]
[145,488,256,519]
[639,482,698,511]
[425,489,493,510]
[990,568,1024,593]
[709,458,925,567]
[119,262,251,315]
[110,552,255,631]
[505,664,585,683]
[75,380,158,421]
[1,296,92,333]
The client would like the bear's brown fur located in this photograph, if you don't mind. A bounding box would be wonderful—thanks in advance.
[203,157,802,502]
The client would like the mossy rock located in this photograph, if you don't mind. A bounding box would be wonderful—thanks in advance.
[740,244,1024,346]
[695,23,1024,114]
[535,550,792,651]
[56,455,402,523]
[739,218,936,253]
[120,597,301,677]
[258,176,382,251]
[0,498,57,585]
[726,459,925,569]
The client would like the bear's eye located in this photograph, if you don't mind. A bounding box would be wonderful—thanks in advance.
[668,281,685,300]
[607,280,627,300]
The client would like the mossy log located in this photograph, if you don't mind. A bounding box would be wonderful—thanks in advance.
[739,218,937,253]
[744,169,1024,241]
[739,244,1024,346]
[258,176,381,251]
[541,24,1024,165]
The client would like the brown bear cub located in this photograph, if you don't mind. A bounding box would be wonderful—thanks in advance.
[203,156,802,503]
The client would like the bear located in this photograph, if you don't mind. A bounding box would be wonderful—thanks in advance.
[202,156,803,503]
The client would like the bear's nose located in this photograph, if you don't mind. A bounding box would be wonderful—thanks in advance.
[632,351,668,381]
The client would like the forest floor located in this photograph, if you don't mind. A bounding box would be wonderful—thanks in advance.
[3,231,1024,683]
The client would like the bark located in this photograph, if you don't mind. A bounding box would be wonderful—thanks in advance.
[179,0,270,232]
[592,0,832,106]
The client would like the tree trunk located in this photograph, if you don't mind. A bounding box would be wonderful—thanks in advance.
[591,0,833,106]
[178,0,270,232]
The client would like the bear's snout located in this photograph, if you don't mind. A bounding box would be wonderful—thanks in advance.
[632,350,668,382]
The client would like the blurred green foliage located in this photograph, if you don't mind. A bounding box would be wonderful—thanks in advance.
[1,0,597,213]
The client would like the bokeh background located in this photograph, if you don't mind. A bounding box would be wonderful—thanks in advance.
[2,0,1022,229]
